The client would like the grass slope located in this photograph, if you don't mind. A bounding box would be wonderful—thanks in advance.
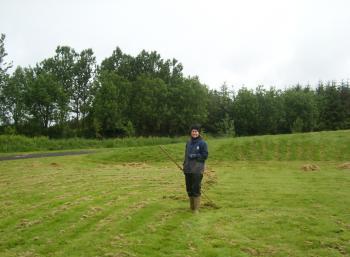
[0,135,185,154]
[89,130,350,163]
[0,130,350,257]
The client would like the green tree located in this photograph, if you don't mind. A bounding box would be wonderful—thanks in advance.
[217,113,235,136]
[99,47,197,136]
[91,71,131,137]
[100,47,135,81]
[41,46,76,131]
[205,83,234,134]
[232,88,259,135]
[128,75,168,135]
[1,67,28,130]
[166,77,209,135]
[316,81,350,130]
[283,86,318,133]
[41,46,96,135]
[339,81,350,128]
[0,34,11,79]
[25,68,65,135]
[0,34,12,126]
[72,48,96,132]
[255,86,285,134]
[291,117,304,133]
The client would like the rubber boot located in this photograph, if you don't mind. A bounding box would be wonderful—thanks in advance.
[189,197,195,211]
[193,196,201,214]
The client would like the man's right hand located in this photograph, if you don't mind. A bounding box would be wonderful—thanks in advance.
[189,153,200,159]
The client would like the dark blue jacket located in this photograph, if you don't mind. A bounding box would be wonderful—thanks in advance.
[183,137,208,173]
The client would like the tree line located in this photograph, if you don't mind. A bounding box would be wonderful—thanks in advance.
[206,83,350,136]
[0,34,349,138]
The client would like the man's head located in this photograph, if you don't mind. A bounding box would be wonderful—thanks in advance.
[190,124,201,138]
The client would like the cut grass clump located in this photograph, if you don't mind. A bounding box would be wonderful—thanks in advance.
[301,164,320,171]
[1,157,350,257]
[337,162,350,169]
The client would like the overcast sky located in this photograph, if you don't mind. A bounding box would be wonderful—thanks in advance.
[1,0,350,90]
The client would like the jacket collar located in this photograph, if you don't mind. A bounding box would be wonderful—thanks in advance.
[190,136,201,143]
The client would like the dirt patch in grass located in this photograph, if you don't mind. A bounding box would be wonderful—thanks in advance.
[204,167,218,187]
[202,201,220,209]
[121,162,150,169]
[301,164,320,171]
[16,218,42,229]
[337,162,350,169]
[162,195,185,200]
[128,201,149,210]
[30,162,41,168]
[241,247,259,256]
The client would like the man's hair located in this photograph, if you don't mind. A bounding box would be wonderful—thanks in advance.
[190,124,201,133]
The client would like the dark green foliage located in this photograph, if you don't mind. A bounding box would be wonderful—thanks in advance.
[40,46,96,136]
[217,114,235,137]
[0,34,12,125]
[91,71,131,137]
[233,87,259,135]
[255,86,284,134]
[0,67,27,128]
[0,34,11,75]
[213,83,350,136]
[1,33,349,138]
[316,81,350,130]
[97,47,208,136]
[204,84,234,135]
[283,86,318,133]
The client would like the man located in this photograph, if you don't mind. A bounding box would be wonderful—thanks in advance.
[183,125,208,213]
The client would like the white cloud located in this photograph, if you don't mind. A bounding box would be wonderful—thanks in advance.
[1,0,350,89]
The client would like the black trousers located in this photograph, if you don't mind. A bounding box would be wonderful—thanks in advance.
[184,173,203,197]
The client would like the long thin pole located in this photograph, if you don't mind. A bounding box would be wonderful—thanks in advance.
[159,145,217,207]
[159,145,183,171]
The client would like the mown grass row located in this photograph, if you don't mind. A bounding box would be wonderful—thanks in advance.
[1,155,349,256]
[0,156,188,257]
[0,135,185,153]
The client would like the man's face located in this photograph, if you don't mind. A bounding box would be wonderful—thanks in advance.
[191,129,199,138]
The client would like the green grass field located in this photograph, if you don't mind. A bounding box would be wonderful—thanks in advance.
[1,131,350,257]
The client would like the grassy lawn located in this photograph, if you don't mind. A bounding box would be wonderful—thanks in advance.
[1,131,350,256]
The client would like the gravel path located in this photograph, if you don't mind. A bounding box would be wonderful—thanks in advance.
[0,150,96,161]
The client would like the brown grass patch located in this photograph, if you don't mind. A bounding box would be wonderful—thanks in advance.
[202,201,220,209]
[16,218,42,229]
[162,195,185,200]
[30,162,41,168]
[337,162,350,169]
[128,201,148,210]
[204,167,218,187]
[301,164,320,171]
[241,247,259,256]
[121,162,149,169]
